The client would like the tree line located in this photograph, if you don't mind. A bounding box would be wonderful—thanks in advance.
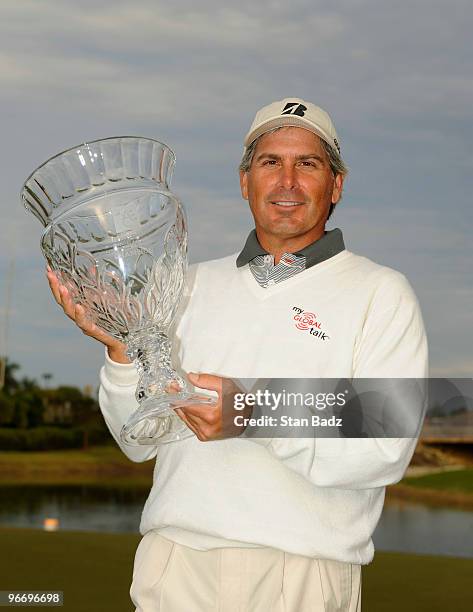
[0,360,110,450]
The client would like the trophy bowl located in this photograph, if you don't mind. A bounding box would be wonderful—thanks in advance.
[21,136,213,445]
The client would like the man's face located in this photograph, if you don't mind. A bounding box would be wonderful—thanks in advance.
[239,127,344,251]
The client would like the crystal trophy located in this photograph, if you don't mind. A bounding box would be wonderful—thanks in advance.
[21,137,212,445]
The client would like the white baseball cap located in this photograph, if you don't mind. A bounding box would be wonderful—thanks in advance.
[244,97,341,154]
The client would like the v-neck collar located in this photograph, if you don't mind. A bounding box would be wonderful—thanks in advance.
[237,249,350,301]
[236,228,345,270]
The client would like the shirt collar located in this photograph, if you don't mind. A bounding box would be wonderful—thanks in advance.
[236,230,268,267]
[236,228,345,269]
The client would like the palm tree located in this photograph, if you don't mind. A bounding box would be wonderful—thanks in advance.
[0,358,21,393]
[42,372,53,389]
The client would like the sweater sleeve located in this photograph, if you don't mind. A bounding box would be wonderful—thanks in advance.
[252,271,429,489]
[98,348,159,463]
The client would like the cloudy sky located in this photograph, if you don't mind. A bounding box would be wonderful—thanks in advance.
[0,0,471,389]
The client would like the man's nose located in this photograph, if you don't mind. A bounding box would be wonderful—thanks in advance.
[278,164,298,189]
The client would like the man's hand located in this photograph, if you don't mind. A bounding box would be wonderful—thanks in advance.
[172,373,252,442]
[46,267,130,364]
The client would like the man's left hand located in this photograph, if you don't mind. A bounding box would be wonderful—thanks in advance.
[171,373,250,442]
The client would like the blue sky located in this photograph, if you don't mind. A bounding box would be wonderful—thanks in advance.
[0,0,471,389]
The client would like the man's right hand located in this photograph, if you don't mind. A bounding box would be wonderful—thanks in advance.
[46,266,131,364]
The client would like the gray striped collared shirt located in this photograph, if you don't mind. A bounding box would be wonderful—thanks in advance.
[236,228,345,288]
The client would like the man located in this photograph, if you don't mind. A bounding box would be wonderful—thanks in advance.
[47,97,427,611]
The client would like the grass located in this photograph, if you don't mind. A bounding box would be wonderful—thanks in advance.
[2,446,472,494]
[0,446,154,487]
[0,527,471,612]
[362,550,472,611]
[403,468,473,493]
[0,527,138,612]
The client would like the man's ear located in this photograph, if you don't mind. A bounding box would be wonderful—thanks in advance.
[239,170,249,201]
[331,173,344,204]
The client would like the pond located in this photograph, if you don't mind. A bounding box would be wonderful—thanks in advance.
[1,485,472,558]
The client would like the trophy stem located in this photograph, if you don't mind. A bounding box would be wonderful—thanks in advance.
[126,327,186,401]
[120,327,214,446]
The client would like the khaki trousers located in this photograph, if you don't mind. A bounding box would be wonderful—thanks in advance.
[130,531,361,612]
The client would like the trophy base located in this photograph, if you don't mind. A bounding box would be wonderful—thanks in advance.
[120,392,215,446]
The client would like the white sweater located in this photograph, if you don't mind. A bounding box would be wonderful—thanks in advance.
[99,249,428,564]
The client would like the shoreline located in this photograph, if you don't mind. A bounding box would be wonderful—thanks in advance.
[387,482,473,510]
[1,447,472,510]
[386,463,473,509]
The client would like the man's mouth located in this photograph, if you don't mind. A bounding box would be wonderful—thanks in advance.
[270,201,304,207]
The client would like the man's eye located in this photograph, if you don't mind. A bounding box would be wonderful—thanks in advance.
[262,159,277,165]
[300,161,316,167]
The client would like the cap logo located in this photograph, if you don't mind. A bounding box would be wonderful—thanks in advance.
[281,102,307,117]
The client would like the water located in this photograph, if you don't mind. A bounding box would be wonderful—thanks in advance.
[1,485,472,558]
[373,498,473,558]
[0,485,146,534]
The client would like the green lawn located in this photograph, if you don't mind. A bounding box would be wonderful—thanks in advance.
[0,528,138,612]
[362,550,472,612]
[403,468,473,493]
[0,446,154,487]
[388,468,473,508]
[0,527,471,612]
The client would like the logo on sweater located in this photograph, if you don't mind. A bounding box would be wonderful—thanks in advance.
[292,306,330,341]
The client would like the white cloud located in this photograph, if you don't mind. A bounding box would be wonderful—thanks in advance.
[0,0,471,385]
